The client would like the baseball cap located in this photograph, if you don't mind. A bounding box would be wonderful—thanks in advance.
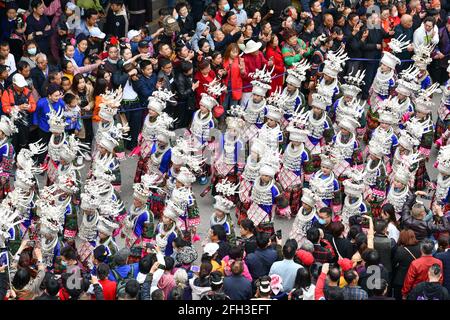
[12,74,28,87]
[89,26,106,39]
[127,29,140,40]
[138,40,149,48]
[93,245,108,262]
[203,242,219,257]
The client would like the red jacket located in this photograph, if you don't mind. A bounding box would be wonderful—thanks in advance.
[223,57,244,101]
[265,45,285,94]
[242,52,269,93]
[194,69,216,107]
[98,279,117,300]
[402,256,443,297]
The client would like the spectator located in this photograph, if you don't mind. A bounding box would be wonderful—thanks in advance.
[407,264,449,300]
[223,260,252,300]
[343,269,368,300]
[245,232,278,281]
[269,239,302,292]
[25,0,53,56]
[402,239,444,298]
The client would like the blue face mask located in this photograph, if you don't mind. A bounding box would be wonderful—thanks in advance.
[238,4,244,10]
[317,218,326,225]
[224,3,230,11]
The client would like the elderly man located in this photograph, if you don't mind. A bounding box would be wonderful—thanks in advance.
[394,14,415,71]
[401,191,450,241]
[31,53,58,98]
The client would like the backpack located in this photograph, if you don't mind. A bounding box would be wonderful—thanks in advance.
[112,265,135,298]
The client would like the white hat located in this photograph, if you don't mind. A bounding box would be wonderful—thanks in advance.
[213,195,234,214]
[66,2,77,11]
[301,188,317,207]
[250,65,273,97]
[56,170,79,195]
[203,242,220,256]
[380,51,401,70]
[320,154,336,169]
[412,43,434,69]
[127,29,140,40]
[243,40,262,54]
[396,65,421,97]
[311,92,331,110]
[176,167,196,186]
[338,115,359,133]
[89,26,106,39]
[148,89,175,113]
[394,164,412,185]
[97,217,119,236]
[378,108,398,125]
[133,173,161,202]
[199,93,218,110]
[341,69,366,98]
[12,74,28,87]
[259,151,280,177]
[398,130,420,151]
[368,138,387,159]
[322,46,348,78]
[0,115,17,137]
[287,126,309,143]
[266,104,283,122]
[98,87,123,122]
[286,59,310,88]
[250,138,267,156]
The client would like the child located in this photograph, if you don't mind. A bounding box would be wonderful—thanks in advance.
[63,93,82,136]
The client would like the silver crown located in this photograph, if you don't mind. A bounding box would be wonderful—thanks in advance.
[389,34,410,53]
[48,108,66,134]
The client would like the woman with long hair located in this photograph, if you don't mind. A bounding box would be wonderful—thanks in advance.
[392,230,421,300]
[222,43,245,109]
[69,74,94,152]
[265,34,285,94]
[380,203,400,242]
[289,267,315,300]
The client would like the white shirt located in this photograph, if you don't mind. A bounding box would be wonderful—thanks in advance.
[387,222,400,243]
[5,53,16,75]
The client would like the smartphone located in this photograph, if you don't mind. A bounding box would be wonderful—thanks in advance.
[276,229,282,240]
[190,265,200,273]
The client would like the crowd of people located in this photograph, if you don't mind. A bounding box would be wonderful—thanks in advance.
[1,0,450,301]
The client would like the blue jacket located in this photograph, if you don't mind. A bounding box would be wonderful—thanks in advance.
[108,262,140,281]
[134,74,157,106]
[33,98,65,132]
[245,247,278,280]
[223,275,252,300]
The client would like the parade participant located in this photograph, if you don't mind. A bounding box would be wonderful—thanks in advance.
[392,66,420,133]
[170,166,202,242]
[247,151,281,235]
[332,69,366,137]
[314,46,348,110]
[210,179,239,244]
[368,107,399,164]
[93,122,129,192]
[95,216,120,263]
[55,170,80,247]
[411,42,434,91]
[281,60,309,128]
[277,125,310,216]
[434,145,450,212]
[0,115,17,200]
[329,115,363,178]
[0,193,28,257]
[45,107,67,186]
[386,160,416,217]
[303,90,335,182]
[122,173,160,262]
[35,196,65,270]
[209,113,245,199]
[190,79,224,185]
[367,36,407,141]
[341,169,369,232]
[404,85,436,191]
[309,154,342,214]
[256,102,284,152]
[289,188,319,247]
[155,199,183,257]
[391,130,420,177]
[363,138,389,217]
[436,65,450,144]
[237,139,266,222]
[242,66,272,142]
[134,88,175,183]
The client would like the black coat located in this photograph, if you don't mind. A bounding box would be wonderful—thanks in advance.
[177,15,196,37]
[435,250,450,292]
[374,233,397,273]
[30,65,58,98]
[362,28,385,59]
[174,70,196,110]
[401,194,450,241]
[392,244,421,287]
[331,237,354,261]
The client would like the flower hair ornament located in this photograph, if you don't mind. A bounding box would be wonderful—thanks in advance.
[47,107,66,134]
[215,178,240,197]
[388,34,410,53]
